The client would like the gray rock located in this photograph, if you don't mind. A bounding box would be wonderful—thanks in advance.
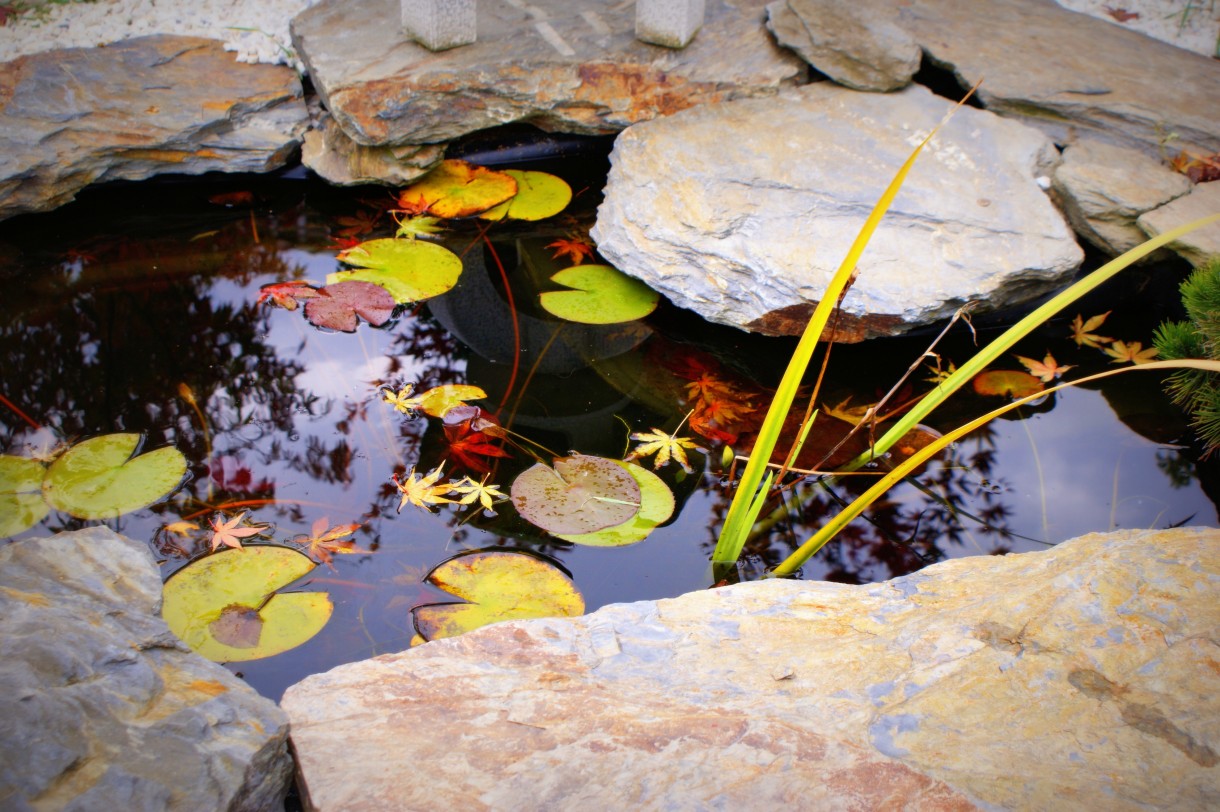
[0,527,292,812]
[591,82,1083,341]
[291,0,804,147]
[1138,181,1220,266]
[302,112,444,186]
[1053,139,1193,258]
[0,35,307,222]
[283,527,1220,810]
[765,0,921,91]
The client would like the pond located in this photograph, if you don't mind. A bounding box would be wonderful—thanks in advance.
[1,137,1214,701]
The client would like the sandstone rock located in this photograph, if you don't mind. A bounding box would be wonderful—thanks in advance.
[0,527,292,811]
[0,35,308,223]
[1138,181,1220,266]
[591,82,1082,341]
[301,112,444,186]
[765,0,921,91]
[283,526,1220,811]
[291,0,804,147]
[1053,139,1193,257]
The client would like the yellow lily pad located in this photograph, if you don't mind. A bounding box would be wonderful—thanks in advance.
[399,159,518,219]
[0,455,50,537]
[479,170,572,222]
[556,460,674,547]
[412,550,584,642]
[333,238,463,304]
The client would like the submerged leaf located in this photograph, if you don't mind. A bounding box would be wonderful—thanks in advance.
[0,455,49,537]
[539,264,660,324]
[42,433,186,520]
[511,454,641,535]
[972,370,1045,399]
[304,280,396,332]
[162,545,332,663]
[397,160,518,219]
[555,461,674,547]
[478,170,572,221]
[412,550,584,642]
[333,238,462,304]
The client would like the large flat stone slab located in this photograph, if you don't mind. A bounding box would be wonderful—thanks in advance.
[0,35,308,222]
[283,527,1220,810]
[0,527,292,811]
[291,0,805,146]
[592,82,1083,340]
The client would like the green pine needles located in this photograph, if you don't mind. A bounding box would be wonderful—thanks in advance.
[1155,255,1220,454]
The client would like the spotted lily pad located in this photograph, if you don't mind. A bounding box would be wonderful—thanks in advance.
[511,454,641,535]
[539,265,660,325]
[479,170,572,222]
[554,460,674,547]
[0,455,50,537]
[399,159,518,219]
[304,280,396,332]
[412,550,584,642]
[42,433,186,520]
[162,545,332,662]
[333,238,462,304]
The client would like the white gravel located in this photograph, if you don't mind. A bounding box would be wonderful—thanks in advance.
[0,0,321,69]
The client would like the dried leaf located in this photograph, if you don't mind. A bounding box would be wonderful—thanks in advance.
[304,280,396,332]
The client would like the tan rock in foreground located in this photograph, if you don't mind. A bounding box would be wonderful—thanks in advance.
[283,527,1219,811]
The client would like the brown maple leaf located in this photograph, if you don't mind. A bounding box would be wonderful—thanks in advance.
[1103,6,1139,22]
[208,512,268,552]
[257,280,321,311]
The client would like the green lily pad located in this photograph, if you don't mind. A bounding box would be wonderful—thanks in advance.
[539,265,660,325]
[412,550,584,642]
[332,238,463,304]
[511,454,641,535]
[162,545,333,662]
[0,455,50,537]
[399,159,518,219]
[479,170,572,222]
[555,460,674,547]
[42,433,186,520]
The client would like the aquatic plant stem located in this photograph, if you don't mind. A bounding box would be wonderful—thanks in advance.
[482,235,521,414]
[0,393,41,431]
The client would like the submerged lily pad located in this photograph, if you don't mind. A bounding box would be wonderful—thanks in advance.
[511,454,641,535]
[0,455,50,537]
[412,549,584,642]
[399,160,518,219]
[304,280,396,332]
[162,545,332,663]
[42,433,186,520]
[479,170,572,222]
[333,238,462,304]
[539,265,660,325]
[555,460,674,547]
[972,370,1044,399]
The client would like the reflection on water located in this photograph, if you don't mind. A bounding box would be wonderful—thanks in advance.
[0,172,1213,700]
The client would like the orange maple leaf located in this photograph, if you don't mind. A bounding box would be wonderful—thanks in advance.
[299,517,366,569]
[1015,352,1074,382]
[208,512,268,552]
[1069,312,1113,349]
[1104,340,1159,365]
[547,237,596,266]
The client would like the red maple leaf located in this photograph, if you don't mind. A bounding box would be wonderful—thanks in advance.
[257,280,321,311]
[441,406,513,474]
[393,193,433,218]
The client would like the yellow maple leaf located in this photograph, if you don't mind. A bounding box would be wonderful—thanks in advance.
[394,464,456,512]
[1104,340,1159,365]
[626,427,701,474]
[451,475,508,514]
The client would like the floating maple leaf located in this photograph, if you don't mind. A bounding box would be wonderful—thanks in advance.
[208,512,268,552]
[626,427,702,474]
[393,465,456,512]
[298,517,366,569]
[257,280,321,311]
[452,475,508,514]
[394,213,445,240]
[163,520,200,537]
[547,237,596,266]
[1015,352,1074,382]
[1104,340,1159,365]
[1070,312,1113,348]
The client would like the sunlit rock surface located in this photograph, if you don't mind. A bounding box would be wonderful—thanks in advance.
[290,0,804,147]
[1139,181,1220,267]
[283,527,1219,811]
[1053,139,1193,258]
[0,35,307,222]
[592,82,1083,341]
[770,0,1220,157]
[301,112,445,186]
[0,527,292,811]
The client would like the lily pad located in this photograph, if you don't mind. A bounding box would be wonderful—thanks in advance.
[162,545,333,662]
[479,170,572,222]
[333,238,462,304]
[555,460,674,547]
[304,280,396,332]
[0,455,49,537]
[512,454,641,535]
[412,550,584,642]
[413,384,488,418]
[399,159,518,219]
[972,370,1044,399]
[539,265,660,325]
[42,433,186,520]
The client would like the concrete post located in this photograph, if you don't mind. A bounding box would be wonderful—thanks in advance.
[402,0,477,51]
[635,0,706,48]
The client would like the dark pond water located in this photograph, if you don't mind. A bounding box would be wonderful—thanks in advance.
[2,145,1214,701]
